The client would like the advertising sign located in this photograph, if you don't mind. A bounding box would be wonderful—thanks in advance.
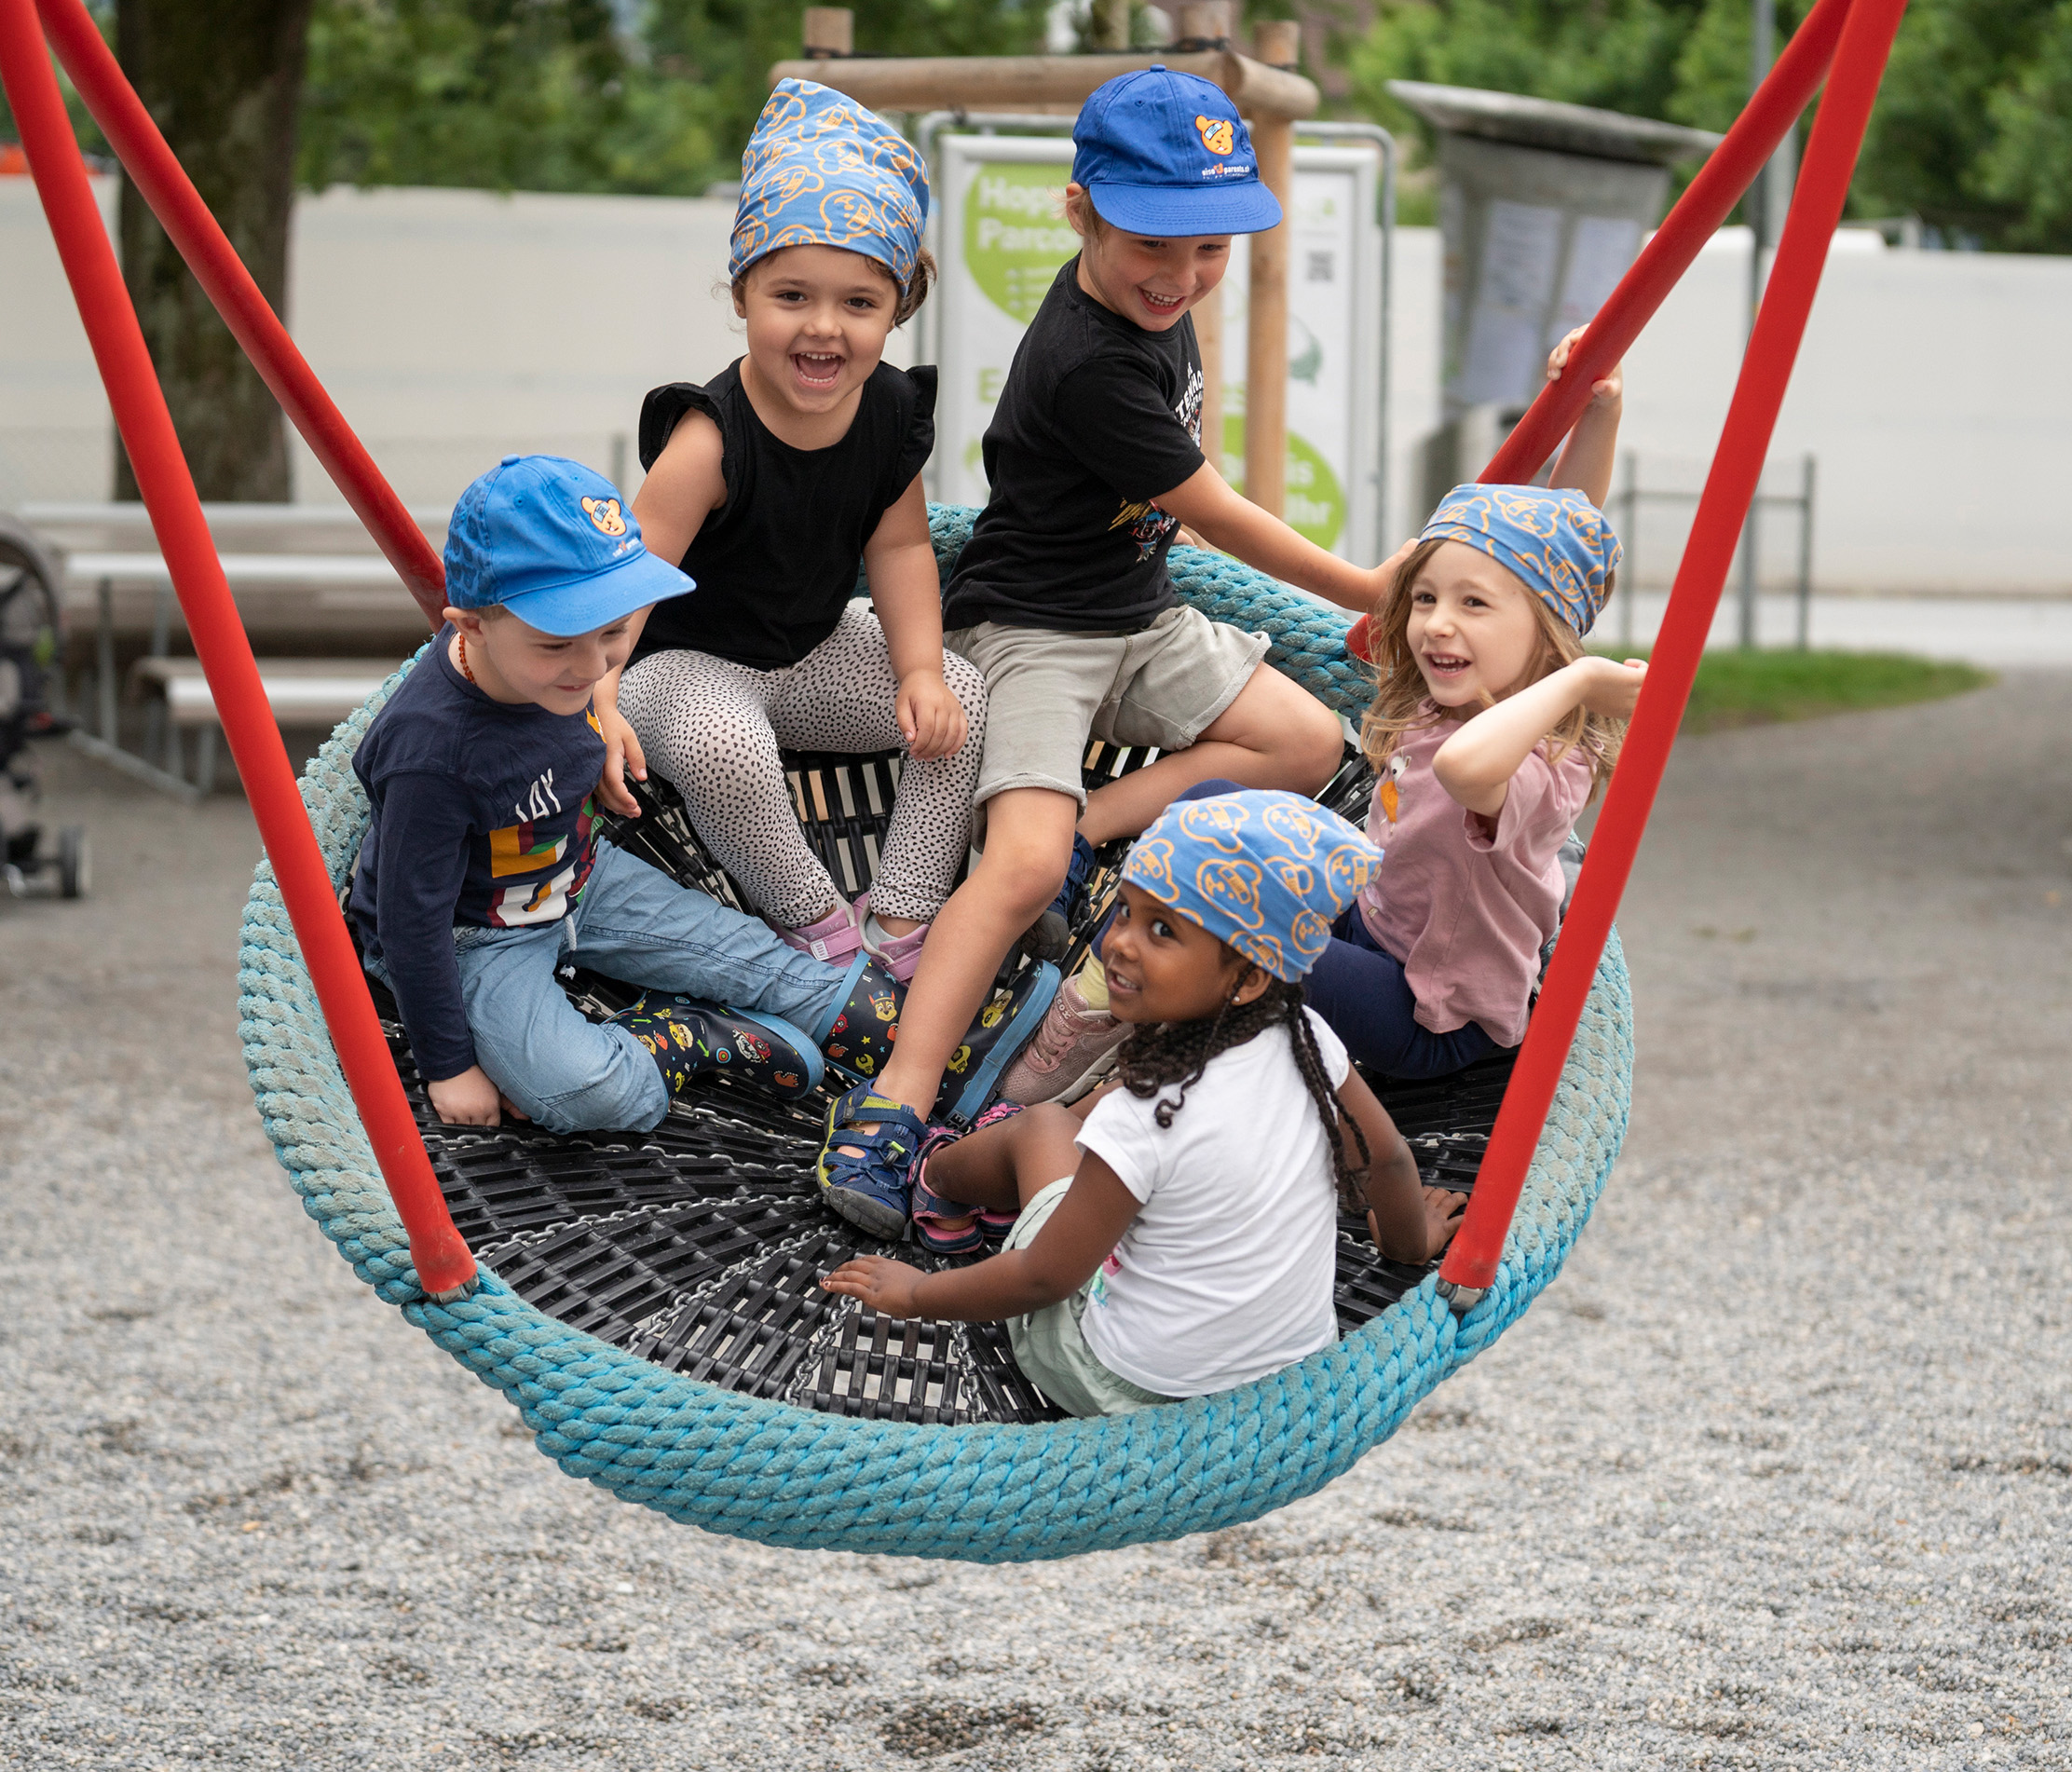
[930,134,1384,565]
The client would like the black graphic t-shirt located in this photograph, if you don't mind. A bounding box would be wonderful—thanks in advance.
[944,257,1206,634]
[350,632,604,1082]
[630,360,936,672]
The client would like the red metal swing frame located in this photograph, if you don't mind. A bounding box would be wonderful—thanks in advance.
[0,0,1907,1314]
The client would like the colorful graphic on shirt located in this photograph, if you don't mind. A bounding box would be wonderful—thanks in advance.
[1110,498,1179,562]
[1376,751,1410,827]
[486,793,595,927]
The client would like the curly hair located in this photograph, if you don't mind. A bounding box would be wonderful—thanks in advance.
[1357,535,1626,798]
[1115,973,1373,1213]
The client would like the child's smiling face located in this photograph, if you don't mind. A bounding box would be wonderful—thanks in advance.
[445,606,642,716]
[734,244,900,424]
[1069,185,1232,333]
[1405,541,1549,714]
[1101,881,1268,1024]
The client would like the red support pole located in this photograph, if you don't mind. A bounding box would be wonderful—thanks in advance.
[1343,0,1852,660]
[1437,0,1910,1302]
[0,0,476,1300]
[34,0,446,629]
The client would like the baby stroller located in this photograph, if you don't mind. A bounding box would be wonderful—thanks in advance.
[1,513,88,900]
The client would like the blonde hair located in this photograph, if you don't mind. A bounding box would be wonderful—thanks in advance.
[1356,536,1626,797]
[728,244,938,327]
[1063,185,1111,241]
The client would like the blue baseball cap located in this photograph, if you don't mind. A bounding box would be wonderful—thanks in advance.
[1072,66,1283,237]
[443,454,693,636]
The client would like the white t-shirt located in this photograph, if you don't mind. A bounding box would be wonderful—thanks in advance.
[1072,1008,1348,1397]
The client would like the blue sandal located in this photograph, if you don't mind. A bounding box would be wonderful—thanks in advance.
[816,1084,926,1241]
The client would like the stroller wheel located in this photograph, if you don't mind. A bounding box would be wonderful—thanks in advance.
[58,825,89,899]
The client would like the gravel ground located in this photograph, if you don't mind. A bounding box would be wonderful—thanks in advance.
[3,675,2068,1771]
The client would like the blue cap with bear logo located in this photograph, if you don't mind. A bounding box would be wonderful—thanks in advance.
[443,455,693,636]
[1072,66,1284,237]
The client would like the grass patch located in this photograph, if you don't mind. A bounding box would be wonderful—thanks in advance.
[1595,648,1992,734]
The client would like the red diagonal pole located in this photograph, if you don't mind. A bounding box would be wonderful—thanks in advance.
[0,0,475,1300]
[1438,0,1911,1304]
[34,0,445,628]
[1344,0,1853,661]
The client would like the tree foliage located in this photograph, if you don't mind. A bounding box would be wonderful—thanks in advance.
[1350,0,2072,252]
[296,0,1048,198]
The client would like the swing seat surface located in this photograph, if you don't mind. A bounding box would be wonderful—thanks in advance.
[237,513,1632,1561]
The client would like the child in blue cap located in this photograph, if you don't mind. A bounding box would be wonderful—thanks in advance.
[822,790,1465,1418]
[597,78,1053,1235]
[351,454,916,1134]
[923,67,1436,1126]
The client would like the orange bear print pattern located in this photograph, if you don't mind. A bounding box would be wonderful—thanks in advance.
[1195,115,1234,155]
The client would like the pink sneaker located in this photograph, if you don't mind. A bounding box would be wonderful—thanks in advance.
[776,899,863,965]
[999,972,1128,1105]
[854,891,930,984]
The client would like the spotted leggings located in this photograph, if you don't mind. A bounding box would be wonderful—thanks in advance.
[617,602,987,929]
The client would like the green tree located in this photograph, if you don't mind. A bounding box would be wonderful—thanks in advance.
[1349,0,2072,252]
[297,0,1050,198]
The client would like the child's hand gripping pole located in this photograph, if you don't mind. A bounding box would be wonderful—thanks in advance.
[1343,0,1858,666]
[0,0,477,1302]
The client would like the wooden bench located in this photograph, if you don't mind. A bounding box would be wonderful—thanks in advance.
[130,656,398,794]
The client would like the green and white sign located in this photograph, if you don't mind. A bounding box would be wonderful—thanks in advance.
[928,135,1384,564]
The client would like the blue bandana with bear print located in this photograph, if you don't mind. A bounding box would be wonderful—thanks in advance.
[1122,790,1383,983]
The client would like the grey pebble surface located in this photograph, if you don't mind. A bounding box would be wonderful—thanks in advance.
[2,675,2067,1770]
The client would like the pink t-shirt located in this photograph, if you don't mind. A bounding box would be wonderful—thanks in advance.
[1357,708,1594,1047]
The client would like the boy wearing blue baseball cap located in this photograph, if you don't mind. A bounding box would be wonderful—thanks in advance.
[350,453,896,1134]
[936,67,1420,1071]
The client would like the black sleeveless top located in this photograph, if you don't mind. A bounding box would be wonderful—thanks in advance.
[630,360,936,671]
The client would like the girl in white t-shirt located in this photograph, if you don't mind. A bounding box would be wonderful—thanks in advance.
[821,790,1465,1416]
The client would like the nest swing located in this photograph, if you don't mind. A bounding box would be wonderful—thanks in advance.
[237,512,1633,1561]
[8,0,1900,1566]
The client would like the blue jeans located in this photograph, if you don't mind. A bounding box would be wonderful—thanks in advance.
[1171,777,1496,1081]
[369,840,848,1135]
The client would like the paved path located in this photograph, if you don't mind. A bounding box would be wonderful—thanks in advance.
[2,676,2066,1770]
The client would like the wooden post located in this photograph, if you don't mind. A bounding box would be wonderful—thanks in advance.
[802,7,852,56]
[1091,0,1129,51]
[1194,267,1223,478]
[1176,0,1232,46]
[1243,19,1301,517]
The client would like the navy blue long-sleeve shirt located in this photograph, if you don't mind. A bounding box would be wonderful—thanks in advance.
[350,632,604,1082]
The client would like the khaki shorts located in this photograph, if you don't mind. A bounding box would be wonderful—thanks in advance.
[946,606,1271,808]
[1002,1179,1177,1418]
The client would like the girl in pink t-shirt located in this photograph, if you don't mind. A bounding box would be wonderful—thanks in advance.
[1307,343,1644,1077]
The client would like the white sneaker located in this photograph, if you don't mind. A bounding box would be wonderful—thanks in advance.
[999,973,1128,1105]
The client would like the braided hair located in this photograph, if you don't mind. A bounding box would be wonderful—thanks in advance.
[1115,971,1374,1213]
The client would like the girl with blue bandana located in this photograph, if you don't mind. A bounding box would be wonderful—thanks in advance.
[607,78,969,988]
[1305,348,1644,1080]
[596,82,1056,1234]
[822,790,1464,1418]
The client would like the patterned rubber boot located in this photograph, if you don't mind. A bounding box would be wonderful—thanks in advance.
[815,954,1064,1123]
[612,992,824,1101]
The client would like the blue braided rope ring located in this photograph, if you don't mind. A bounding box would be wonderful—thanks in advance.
[237,509,1631,1562]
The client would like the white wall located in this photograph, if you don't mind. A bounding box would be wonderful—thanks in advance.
[3,180,2066,593]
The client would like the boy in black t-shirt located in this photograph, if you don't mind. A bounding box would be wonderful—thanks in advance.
[941,67,1411,1104]
[353,454,901,1135]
